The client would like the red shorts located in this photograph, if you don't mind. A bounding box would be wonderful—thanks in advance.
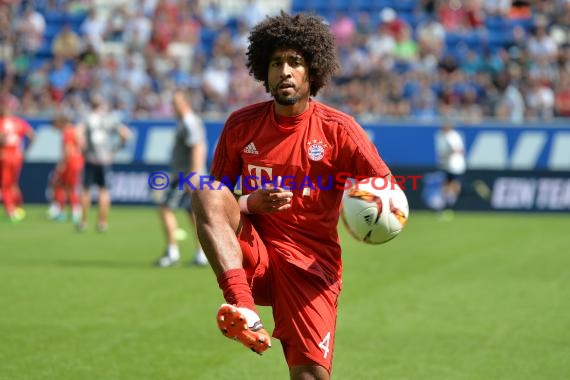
[58,160,84,187]
[238,217,340,373]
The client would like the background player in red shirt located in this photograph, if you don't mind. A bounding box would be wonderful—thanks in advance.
[47,114,85,223]
[0,96,35,222]
[191,12,392,379]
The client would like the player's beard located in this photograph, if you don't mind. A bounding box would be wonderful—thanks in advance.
[270,82,302,105]
[273,92,300,106]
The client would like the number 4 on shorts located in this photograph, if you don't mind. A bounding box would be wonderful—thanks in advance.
[318,331,331,359]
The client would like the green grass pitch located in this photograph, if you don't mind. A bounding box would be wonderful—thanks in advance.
[1,206,569,380]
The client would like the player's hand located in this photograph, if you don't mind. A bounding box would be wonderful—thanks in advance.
[247,176,293,214]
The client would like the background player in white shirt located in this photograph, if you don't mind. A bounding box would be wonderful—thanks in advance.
[77,94,131,232]
[436,120,466,217]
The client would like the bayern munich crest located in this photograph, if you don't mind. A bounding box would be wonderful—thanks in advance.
[307,139,328,161]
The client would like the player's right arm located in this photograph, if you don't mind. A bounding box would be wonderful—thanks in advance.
[242,176,293,214]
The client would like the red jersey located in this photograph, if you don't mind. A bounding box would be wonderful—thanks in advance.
[0,116,32,159]
[212,100,390,283]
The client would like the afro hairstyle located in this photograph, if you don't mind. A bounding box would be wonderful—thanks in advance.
[246,11,340,97]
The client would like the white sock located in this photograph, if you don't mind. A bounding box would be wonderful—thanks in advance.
[72,206,82,220]
[194,248,208,265]
[167,244,180,260]
[47,203,61,217]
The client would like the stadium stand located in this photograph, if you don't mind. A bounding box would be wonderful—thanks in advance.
[1,0,569,123]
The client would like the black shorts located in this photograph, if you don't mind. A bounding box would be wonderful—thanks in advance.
[161,177,192,212]
[445,171,463,183]
[83,163,111,188]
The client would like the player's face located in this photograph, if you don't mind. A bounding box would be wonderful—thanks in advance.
[268,48,310,108]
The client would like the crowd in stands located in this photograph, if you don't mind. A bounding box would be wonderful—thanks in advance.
[0,0,569,124]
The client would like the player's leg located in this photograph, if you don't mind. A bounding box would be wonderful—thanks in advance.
[184,192,208,266]
[156,206,180,266]
[11,155,26,219]
[191,183,271,354]
[96,164,111,231]
[79,163,93,230]
[97,188,110,231]
[438,172,455,220]
[69,185,81,223]
[0,158,16,218]
[49,167,67,220]
[68,161,84,223]
[155,178,183,267]
[271,257,340,379]
[1,157,24,221]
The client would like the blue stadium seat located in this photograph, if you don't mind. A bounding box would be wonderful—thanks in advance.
[372,0,399,13]
[350,0,375,13]
[485,16,508,31]
[291,0,308,13]
[43,11,66,24]
[392,0,416,14]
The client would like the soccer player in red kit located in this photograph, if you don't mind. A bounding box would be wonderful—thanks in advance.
[48,114,84,222]
[191,12,392,379]
[0,98,35,222]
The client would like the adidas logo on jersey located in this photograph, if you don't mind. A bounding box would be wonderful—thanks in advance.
[243,142,259,154]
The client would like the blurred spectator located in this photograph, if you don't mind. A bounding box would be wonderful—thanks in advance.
[464,0,486,30]
[527,18,558,63]
[105,4,128,42]
[554,70,570,117]
[379,7,408,39]
[25,61,49,97]
[241,0,264,29]
[80,8,106,52]
[354,12,373,47]
[1,0,570,123]
[410,74,439,120]
[438,0,467,33]
[200,0,228,29]
[51,23,82,60]
[420,0,436,15]
[460,87,484,124]
[525,74,555,120]
[120,54,150,93]
[48,55,74,103]
[416,16,446,59]
[494,71,525,123]
[384,77,411,117]
[509,0,532,20]
[202,56,231,113]
[337,42,370,80]
[365,20,396,72]
[483,0,511,17]
[123,9,153,52]
[330,11,356,48]
[550,1,570,47]
[393,24,419,66]
[127,0,159,18]
[231,19,249,54]
[0,4,13,62]
[14,6,46,55]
